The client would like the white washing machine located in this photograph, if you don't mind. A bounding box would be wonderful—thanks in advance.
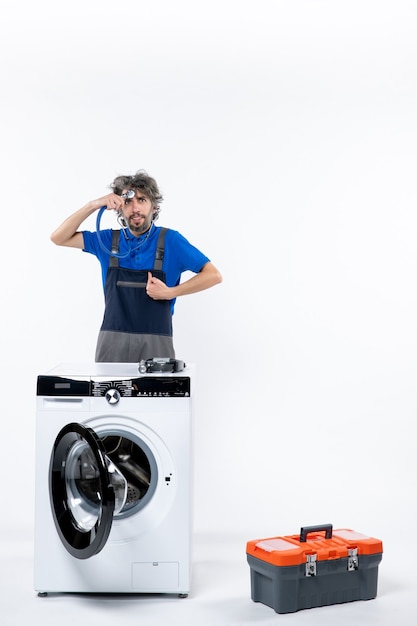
[34,362,193,597]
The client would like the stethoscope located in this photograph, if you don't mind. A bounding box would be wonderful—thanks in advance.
[96,190,153,259]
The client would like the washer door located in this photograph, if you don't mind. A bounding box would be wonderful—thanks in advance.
[49,422,117,559]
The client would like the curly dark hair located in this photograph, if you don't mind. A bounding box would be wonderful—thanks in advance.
[110,170,164,219]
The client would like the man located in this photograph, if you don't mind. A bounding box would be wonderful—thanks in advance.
[51,169,222,362]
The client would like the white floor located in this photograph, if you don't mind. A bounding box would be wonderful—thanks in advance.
[2,530,414,626]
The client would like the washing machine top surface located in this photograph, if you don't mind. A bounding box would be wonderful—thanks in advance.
[44,362,193,378]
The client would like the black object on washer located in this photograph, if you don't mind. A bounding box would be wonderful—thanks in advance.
[138,358,186,374]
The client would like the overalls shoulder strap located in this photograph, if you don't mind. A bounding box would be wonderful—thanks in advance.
[153,227,168,271]
[109,228,168,269]
[109,230,121,267]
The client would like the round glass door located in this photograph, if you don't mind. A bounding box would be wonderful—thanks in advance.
[49,423,117,559]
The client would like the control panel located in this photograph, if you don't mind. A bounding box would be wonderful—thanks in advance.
[37,375,191,398]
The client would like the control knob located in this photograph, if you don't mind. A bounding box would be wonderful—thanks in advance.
[105,387,121,405]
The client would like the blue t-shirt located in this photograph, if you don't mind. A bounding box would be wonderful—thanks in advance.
[82,225,210,314]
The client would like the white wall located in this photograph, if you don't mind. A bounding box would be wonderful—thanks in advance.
[1,0,416,546]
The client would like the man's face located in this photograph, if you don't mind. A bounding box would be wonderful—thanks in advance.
[120,189,155,236]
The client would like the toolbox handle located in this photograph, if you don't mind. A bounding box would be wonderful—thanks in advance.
[300,524,333,542]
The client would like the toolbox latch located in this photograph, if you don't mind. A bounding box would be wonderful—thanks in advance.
[305,553,317,577]
[347,548,359,571]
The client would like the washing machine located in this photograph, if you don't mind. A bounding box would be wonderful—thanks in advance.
[34,362,193,597]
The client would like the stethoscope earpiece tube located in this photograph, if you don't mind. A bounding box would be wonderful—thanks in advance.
[95,205,153,258]
[96,206,131,258]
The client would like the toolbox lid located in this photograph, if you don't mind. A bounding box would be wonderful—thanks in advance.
[246,525,383,567]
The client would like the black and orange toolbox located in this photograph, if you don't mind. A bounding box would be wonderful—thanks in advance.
[246,523,383,614]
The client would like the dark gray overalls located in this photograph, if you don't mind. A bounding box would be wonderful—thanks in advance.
[95,228,175,363]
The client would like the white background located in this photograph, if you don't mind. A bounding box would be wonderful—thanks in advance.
[1,1,416,622]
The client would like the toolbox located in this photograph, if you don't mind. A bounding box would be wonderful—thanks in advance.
[246,524,383,614]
